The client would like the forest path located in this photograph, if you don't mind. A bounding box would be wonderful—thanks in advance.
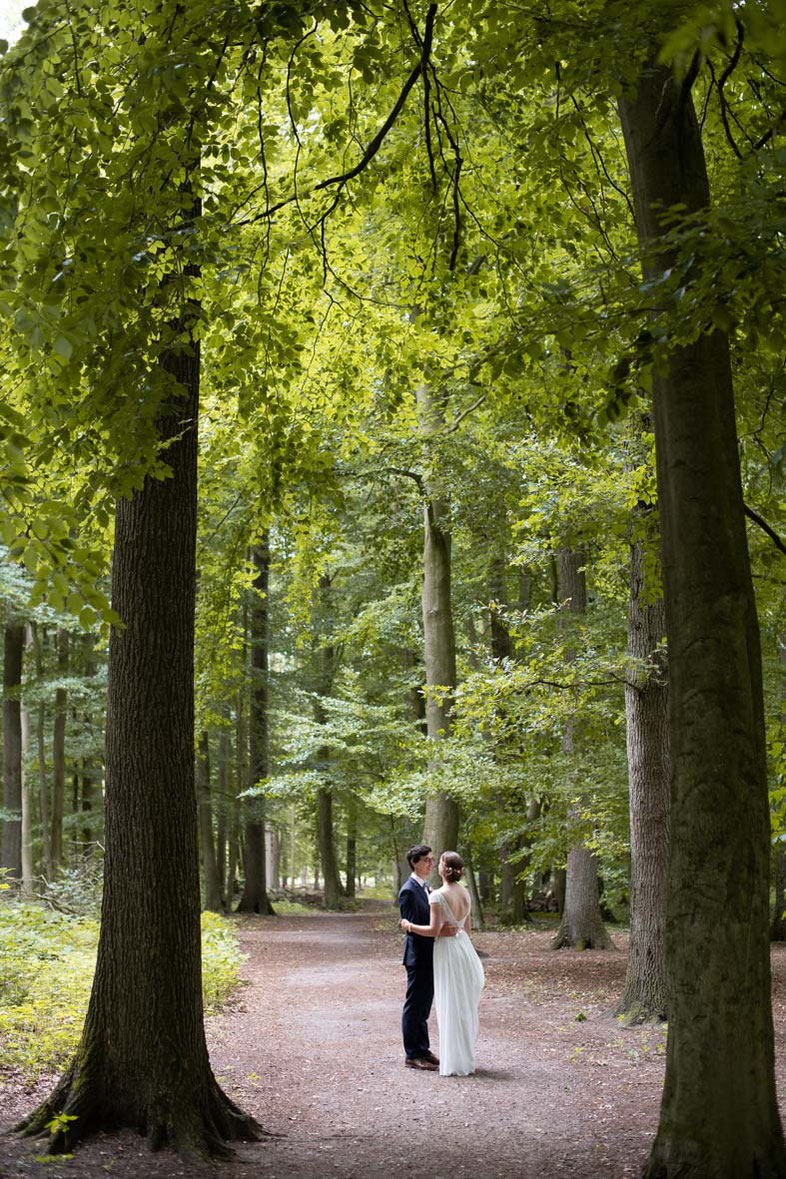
[5,908,786,1177]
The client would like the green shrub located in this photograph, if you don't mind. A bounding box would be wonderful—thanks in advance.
[0,900,243,1079]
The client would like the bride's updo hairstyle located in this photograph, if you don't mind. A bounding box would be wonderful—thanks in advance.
[441,851,464,882]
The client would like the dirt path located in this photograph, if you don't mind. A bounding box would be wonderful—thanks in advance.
[4,907,786,1177]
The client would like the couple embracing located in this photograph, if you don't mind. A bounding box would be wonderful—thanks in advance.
[398,844,485,1077]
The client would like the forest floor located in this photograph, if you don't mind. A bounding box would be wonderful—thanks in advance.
[3,902,786,1178]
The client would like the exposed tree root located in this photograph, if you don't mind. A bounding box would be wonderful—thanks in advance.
[15,1063,266,1161]
[611,997,667,1026]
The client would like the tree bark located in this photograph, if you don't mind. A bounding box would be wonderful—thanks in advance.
[619,57,786,1176]
[615,531,670,1022]
[772,844,786,943]
[20,703,33,895]
[2,619,24,881]
[237,538,274,915]
[552,548,613,950]
[417,385,459,867]
[197,730,223,912]
[345,798,357,899]
[18,290,258,1158]
[50,629,69,873]
[215,726,230,894]
[311,574,342,909]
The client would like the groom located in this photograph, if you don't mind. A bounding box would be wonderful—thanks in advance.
[398,843,455,1071]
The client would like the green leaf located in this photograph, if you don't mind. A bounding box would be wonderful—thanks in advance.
[53,336,73,361]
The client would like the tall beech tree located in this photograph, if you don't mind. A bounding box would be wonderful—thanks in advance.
[237,539,274,915]
[614,514,670,1023]
[20,286,259,1156]
[551,547,612,951]
[619,53,786,1176]
[418,385,460,864]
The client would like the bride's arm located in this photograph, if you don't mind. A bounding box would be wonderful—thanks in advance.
[401,900,443,938]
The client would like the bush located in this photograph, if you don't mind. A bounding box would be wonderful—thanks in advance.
[0,899,243,1079]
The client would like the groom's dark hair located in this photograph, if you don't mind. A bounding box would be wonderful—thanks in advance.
[406,844,432,869]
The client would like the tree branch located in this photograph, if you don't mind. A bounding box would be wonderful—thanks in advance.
[235,4,438,228]
[745,503,786,556]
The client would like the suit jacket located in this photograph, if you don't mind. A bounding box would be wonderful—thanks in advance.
[398,877,434,968]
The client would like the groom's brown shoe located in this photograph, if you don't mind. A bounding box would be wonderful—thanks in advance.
[405,1057,438,1071]
[422,1051,440,1066]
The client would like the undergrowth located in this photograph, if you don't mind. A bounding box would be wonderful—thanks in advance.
[0,899,243,1079]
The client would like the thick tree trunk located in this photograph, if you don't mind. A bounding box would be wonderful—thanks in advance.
[552,549,612,950]
[197,731,223,912]
[418,386,459,866]
[620,58,785,1176]
[18,311,258,1158]
[50,629,68,873]
[237,539,274,915]
[2,620,24,881]
[615,533,670,1022]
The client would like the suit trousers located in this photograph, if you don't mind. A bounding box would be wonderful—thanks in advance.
[402,962,433,1059]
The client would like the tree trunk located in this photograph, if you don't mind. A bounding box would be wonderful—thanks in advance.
[237,538,274,915]
[615,531,670,1022]
[80,634,98,861]
[50,629,69,874]
[772,844,786,943]
[20,704,33,895]
[552,548,613,950]
[197,731,223,912]
[215,726,229,895]
[18,286,258,1158]
[316,787,341,908]
[418,385,459,867]
[773,640,786,941]
[2,620,24,881]
[619,57,785,1176]
[312,574,342,909]
[345,799,357,899]
[264,824,279,891]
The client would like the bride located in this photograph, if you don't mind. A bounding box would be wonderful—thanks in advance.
[400,851,484,1076]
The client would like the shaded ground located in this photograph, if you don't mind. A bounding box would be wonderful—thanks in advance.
[3,905,786,1177]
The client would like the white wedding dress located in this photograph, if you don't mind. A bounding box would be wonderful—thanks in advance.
[430,888,485,1076]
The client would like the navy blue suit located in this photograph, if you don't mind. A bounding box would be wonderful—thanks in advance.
[398,877,434,1060]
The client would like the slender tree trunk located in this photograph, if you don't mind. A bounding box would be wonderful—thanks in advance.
[462,846,484,929]
[81,634,97,861]
[620,57,785,1176]
[312,574,342,909]
[2,620,24,881]
[237,538,274,915]
[772,845,786,943]
[50,629,69,874]
[417,385,459,866]
[31,625,53,881]
[18,262,258,1157]
[289,803,297,890]
[345,798,357,899]
[197,731,223,912]
[552,548,613,950]
[215,726,229,894]
[615,531,670,1022]
[20,704,34,895]
[773,640,786,941]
